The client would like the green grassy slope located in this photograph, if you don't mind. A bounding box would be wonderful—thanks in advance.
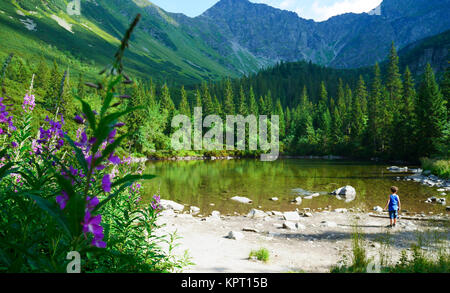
[0,0,261,85]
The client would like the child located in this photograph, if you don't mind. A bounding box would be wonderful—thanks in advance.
[384,186,401,228]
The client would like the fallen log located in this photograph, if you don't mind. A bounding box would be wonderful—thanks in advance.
[368,213,450,222]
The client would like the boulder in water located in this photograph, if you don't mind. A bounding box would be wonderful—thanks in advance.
[331,186,356,202]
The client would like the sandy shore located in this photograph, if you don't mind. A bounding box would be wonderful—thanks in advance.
[156,209,449,273]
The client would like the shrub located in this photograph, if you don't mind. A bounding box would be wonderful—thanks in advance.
[421,158,450,179]
[249,248,270,263]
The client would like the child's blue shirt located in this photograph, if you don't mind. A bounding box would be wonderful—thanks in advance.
[388,194,399,211]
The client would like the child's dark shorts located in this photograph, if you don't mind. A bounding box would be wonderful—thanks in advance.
[389,210,398,219]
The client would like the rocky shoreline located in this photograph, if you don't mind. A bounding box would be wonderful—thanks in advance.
[156,199,449,273]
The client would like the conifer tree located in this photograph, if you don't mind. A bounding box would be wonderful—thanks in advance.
[201,82,214,116]
[367,63,383,154]
[238,86,248,116]
[248,86,258,115]
[416,64,447,157]
[351,76,368,140]
[224,79,235,115]
[179,86,191,116]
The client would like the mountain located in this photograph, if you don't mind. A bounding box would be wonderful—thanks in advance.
[198,0,450,69]
[0,0,259,84]
[0,0,449,85]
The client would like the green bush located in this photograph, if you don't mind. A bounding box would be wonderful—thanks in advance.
[421,158,450,179]
[249,248,270,263]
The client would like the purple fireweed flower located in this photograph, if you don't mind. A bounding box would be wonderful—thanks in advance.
[11,141,18,148]
[108,152,121,165]
[74,115,85,124]
[102,174,111,193]
[86,196,100,212]
[82,210,106,248]
[107,129,116,143]
[22,93,35,113]
[56,191,69,210]
[0,97,15,135]
[82,212,103,237]
[114,122,125,128]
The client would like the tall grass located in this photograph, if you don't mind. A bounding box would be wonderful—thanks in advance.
[331,228,450,273]
[421,158,450,179]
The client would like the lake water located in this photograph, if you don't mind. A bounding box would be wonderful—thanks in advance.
[142,159,446,215]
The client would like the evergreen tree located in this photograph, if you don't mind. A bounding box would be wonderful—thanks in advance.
[394,66,417,159]
[367,63,383,154]
[224,79,235,115]
[248,86,258,115]
[201,82,214,116]
[238,86,248,116]
[43,60,62,112]
[416,64,447,157]
[160,83,175,113]
[351,76,368,140]
[34,58,49,91]
[179,86,191,116]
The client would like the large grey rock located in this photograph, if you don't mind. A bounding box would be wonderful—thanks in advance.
[331,186,356,202]
[160,199,184,212]
[231,196,253,204]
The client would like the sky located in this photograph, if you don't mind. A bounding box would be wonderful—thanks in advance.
[149,0,383,21]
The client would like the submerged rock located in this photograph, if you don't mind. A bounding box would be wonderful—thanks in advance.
[231,196,253,204]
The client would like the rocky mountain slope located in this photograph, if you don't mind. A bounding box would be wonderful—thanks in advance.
[0,0,449,84]
[198,0,450,69]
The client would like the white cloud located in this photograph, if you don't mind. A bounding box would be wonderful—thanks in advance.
[251,0,383,21]
[310,0,383,21]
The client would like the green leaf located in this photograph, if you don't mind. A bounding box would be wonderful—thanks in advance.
[28,194,72,237]
[64,134,89,175]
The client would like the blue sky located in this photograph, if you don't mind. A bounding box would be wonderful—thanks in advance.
[149,0,383,21]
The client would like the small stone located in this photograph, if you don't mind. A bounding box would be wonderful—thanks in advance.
[321,221,338,228]
[283,211,301,221]
[373,206,384,213]
[227,231,244,240]
[296,223,306,230]
[293,197,302,204]
[247,209,267,219]
[272,211,283,216]
[190,206,200,215]
[211,210,221,218]
[304,195,313,200]
[270,197,279,201]
[334,208,348,213]
[242,227,259,233]
[311,193,320,197]
[283,221,297,230]
[303,212,313,217]
[370,242,381,249]
[231,196,253,204]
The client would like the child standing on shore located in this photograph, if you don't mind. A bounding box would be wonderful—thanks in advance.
[384,186,401,228]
